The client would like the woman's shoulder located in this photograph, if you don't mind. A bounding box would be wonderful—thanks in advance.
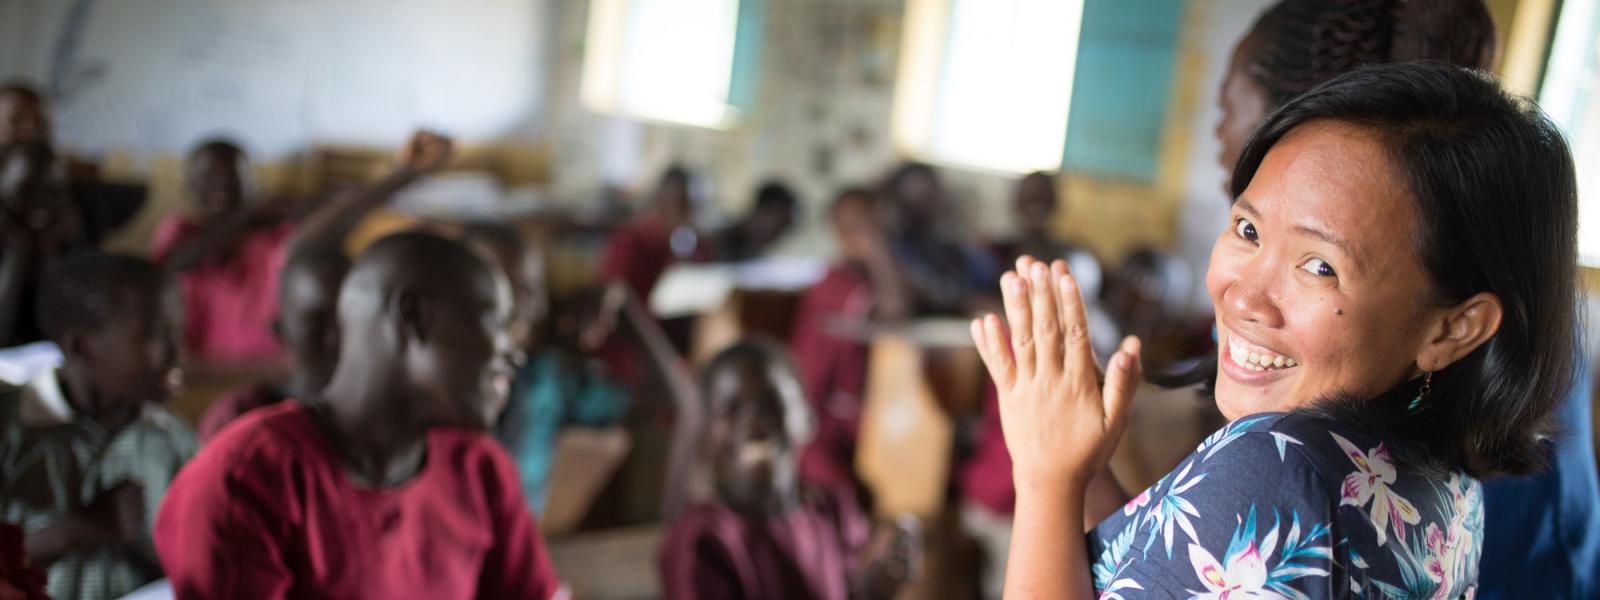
[1090,412,1484,598]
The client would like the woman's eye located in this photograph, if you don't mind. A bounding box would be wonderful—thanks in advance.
[1299,257,1337,278]
[1233,218,1258,243]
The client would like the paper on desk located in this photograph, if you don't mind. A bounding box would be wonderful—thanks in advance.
[649,257,827,318]
[116,579,172,600]
[649,265,736,318]
[0,341,62,386]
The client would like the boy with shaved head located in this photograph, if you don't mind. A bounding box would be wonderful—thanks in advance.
[155,231,564,599]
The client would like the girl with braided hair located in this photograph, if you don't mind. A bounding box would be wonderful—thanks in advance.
[1216,0,1497,175]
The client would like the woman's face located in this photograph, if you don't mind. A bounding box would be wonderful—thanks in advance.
[1207,120,1438,420]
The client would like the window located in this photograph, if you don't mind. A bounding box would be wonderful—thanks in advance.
[892,0,1087,174]
[581,0,760,129]
[1540,0,1600,265]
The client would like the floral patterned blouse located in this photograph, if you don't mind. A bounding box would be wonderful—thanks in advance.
[1088,412,1482,599]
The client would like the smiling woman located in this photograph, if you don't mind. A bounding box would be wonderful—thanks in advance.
[974,62,1578,598]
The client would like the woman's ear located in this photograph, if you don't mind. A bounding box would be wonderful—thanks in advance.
[1416,292,1502,372]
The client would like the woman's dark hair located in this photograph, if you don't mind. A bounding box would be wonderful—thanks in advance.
[1171,62,1577,478]
[1239,0,1496,109]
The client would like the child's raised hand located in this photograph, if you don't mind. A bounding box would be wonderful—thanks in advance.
[969,256,1142,494]
[398,130,453,173]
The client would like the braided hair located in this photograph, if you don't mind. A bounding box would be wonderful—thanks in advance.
[1239,0,1496,108]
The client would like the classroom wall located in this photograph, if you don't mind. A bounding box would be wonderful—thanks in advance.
[541,0,1220,263]
[0,0,553,254]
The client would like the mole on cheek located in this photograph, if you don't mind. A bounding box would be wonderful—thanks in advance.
[1334,308,1344,316]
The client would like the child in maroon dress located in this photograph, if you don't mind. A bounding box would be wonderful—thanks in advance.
[155,232,563,599]
[600,166,713,302]
[789,189,908,496]
[660,339,918,600]
[194,132,451,440]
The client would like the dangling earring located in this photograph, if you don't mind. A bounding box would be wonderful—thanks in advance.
[1407,371,1433,412]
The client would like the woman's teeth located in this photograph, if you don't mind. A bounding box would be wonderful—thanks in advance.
[1227,337,1298,372]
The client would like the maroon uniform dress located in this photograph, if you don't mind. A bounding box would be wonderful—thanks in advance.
[788,266,874,493]
[659,490,869,600]
[155,402,563,600]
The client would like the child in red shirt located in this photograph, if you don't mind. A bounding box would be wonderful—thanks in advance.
[659,339,918,600]
[152,132,449,366]
[195,132,451,440]
[155,232,563,599]
[789,189,908,496]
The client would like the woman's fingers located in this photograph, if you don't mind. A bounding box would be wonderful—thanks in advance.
[974,314,1015,387]
[1101,336,1143,431]
[1000,271,1035,380]
[1027,261,1064,374]
[1054,264,1097,373]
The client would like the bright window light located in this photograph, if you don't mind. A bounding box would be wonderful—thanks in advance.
[1540,0,1600,266]
[892,0,1086,174]
[582,0,744,129]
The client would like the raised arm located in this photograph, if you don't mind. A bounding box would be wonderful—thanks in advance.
[969,256,1143,599]
[615,284,702,518]
[286,130,452,259]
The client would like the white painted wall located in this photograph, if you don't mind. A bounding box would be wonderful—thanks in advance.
[0,0,549,163]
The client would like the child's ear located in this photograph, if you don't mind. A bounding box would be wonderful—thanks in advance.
[59,330,94,364]
[395,291,428,344]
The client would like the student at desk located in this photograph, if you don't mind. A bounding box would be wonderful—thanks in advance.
[790,189,909,497]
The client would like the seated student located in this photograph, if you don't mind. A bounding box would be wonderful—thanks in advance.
[0,253,196,600]
[193,250,347,441]
[462,224,627,514]
[601,166,713,302]
[993,172,1087,264]
[878,162,999,315]
[151,131,449,365]
[155,231,563,599]
[464,223,703,518]
[712,180,798,262]
[193,132,450,440]
[0,84,48,146]
[1,140,85,348]
[789,188,908,496]
[659,339,918,600]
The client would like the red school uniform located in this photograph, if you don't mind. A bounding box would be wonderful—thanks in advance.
[150,215,293,363]
[600,215,711,301]
[658,490,870,600]
[154,402,564,600]
[195,382,287,442]
[958,383,1015,514]
[788,265,874,493]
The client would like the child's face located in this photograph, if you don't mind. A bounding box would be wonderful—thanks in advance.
[704,358,810,508]
[655,176,692,230]
[404,265,518,432]
[81,283,185,406]
[0,149,69,233]
[278,262,345,392]
[1013,174,1057,233]
[472,239,548,351]
[187,149,246,221]
[0,92,48,145]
